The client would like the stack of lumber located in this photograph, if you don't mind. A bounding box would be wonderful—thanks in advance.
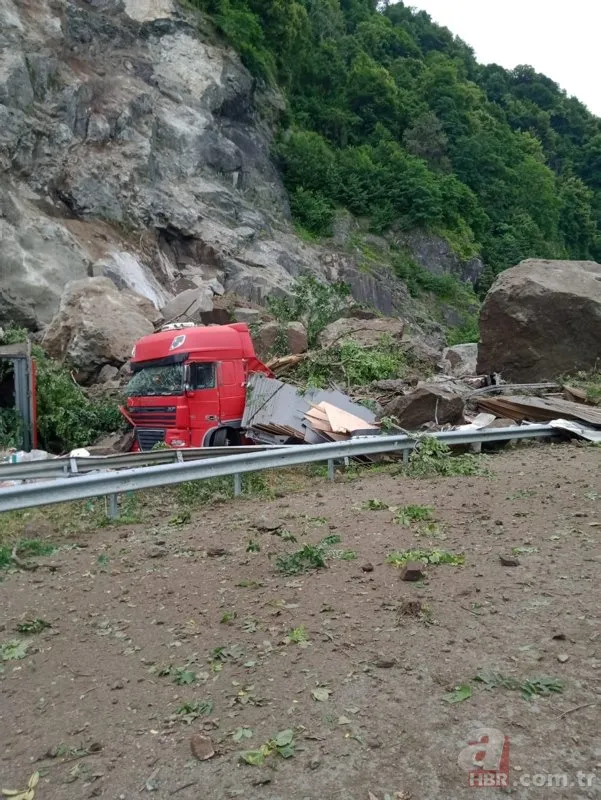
[303,401,380,442]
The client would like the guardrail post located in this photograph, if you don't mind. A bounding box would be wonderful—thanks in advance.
[233,473,242,496]
[107,493,119,519]
[402,449,409,463]
[327,459,335,481]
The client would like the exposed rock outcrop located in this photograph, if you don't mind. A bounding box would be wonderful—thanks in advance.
[477,259,601,381]
[0,0,435,335]
[394,229,484,285]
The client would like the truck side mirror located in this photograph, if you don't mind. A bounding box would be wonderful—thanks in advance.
[183,364,192,393]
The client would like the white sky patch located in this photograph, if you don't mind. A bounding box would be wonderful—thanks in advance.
[408,0,601,116]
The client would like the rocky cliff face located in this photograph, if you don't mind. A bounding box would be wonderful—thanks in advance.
[0,0,470,342]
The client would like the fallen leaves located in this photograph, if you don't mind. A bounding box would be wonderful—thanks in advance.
[0,639,30,661]
[442,684,472,704]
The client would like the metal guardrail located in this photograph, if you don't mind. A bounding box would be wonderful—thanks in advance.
[0,445,284,482]
[0,424,557,515]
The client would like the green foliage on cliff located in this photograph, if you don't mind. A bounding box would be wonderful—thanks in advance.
[0,328,123,453]
[192,0,601,281]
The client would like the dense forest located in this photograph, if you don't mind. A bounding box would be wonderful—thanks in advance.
[193,0,601,289]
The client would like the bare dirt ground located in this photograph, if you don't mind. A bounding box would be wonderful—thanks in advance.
[2,441,601,800]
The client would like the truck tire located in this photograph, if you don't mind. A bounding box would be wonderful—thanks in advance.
[210,427,240,447]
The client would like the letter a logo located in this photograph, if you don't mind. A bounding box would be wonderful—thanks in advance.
[458,727,510,788]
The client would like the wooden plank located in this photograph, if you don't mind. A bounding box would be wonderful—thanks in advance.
[318,401,380,434]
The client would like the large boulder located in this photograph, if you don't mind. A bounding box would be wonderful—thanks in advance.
[381,383,465,430]
[253,321,308,359]
[478,260,601,382]
[161,287,214,323]
[442,343,478,377]
[318,317,405,349]
[42,278,156,381]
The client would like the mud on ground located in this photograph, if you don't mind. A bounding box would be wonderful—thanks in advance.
[1,442,601,800]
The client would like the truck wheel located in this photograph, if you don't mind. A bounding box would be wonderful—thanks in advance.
[210,427,240,447]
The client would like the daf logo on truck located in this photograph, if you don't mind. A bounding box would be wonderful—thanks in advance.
[121,323,273,451]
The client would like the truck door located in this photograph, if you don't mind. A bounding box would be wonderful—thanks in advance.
[217,360,245,426]
[186,362,219,446]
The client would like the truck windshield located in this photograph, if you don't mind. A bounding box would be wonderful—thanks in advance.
[125,364,184,397]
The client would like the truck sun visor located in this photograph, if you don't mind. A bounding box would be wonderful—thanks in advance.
[130,353,189,372]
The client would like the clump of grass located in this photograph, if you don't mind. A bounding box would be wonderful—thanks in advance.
[177,473,268,505]
[361,498,390,510]
[406,436,488,478]
[274,534,350,575]
[157,665,198,685]
[475,671,564,700]
[285,625,310,644]
[176,699,214,722]
[386,549,464,567]
[0,539,56,571]
[394,505,434,525]
[16,618,51,634]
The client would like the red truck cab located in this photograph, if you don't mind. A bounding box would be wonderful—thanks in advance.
[122,323,272,450]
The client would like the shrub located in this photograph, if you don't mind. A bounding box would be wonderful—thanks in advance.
[0,327,123,453]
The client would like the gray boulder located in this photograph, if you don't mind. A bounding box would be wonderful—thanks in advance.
[232,307,262,325]
[252,321,308,359]
[318,317,405,349]
[381,383,465,430]
[478,259,601,381]
[442,343,478,377]
[42,277,156,380]
[162,287,214,323]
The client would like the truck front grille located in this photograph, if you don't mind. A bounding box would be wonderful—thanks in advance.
[135,428,165,451]
[128,406,177,426]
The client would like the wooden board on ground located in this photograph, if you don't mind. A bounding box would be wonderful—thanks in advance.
[476,394,601,427]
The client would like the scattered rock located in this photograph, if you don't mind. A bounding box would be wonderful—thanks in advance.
[552,633,567,641]
[398,599,422,617]
[361,562,374,573]
[252,517,283,532]
[373,656,396,669]
[499,555,520,567]
[207,547,230,557]
[381,384,465,429]
[478,259,601,381]
[111,680,124,690]
[190,734,215,761]
[318,317,404,349]
[557,654,570,663]
[308,757,321,770]
[147,546,168,558]
[400,562,425,582]
[97,364,120,383]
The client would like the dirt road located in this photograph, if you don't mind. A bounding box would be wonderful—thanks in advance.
[1,442,601,799]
